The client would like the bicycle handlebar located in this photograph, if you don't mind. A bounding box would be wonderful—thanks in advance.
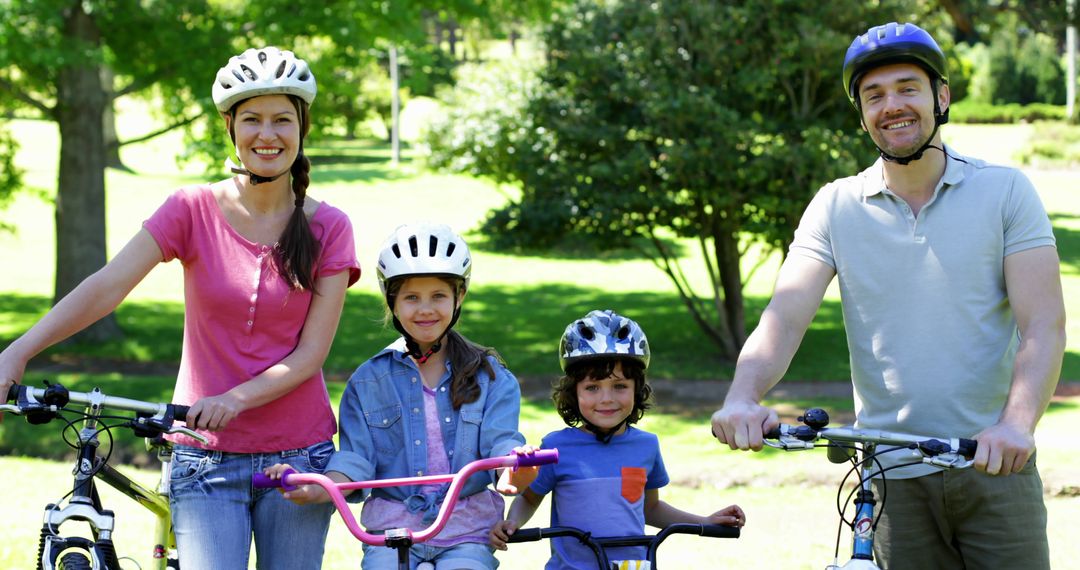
[253,449,559,547]
[763,408,976,469]
[1,381,206,443]
[507,523,739,568]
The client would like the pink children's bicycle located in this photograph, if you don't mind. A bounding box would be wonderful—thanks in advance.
[253,449,559,570]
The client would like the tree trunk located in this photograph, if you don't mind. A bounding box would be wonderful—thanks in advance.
[101,66,128,171]
[54,1,122,342]
[714,225,745,356]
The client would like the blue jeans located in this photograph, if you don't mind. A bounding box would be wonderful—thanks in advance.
[170,441,336,570]
[360,541,498,570]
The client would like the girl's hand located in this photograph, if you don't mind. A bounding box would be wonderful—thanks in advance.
[263,463,330,505]
[706,504,746,527]
[489,519,518,550]
[496,445,540,495]
[187,392,246,431]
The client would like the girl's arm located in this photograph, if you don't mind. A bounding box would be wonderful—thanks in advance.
[643,489,745,528]
[0,229,162,402]
[490,488,545,550]
[186,269,350,430]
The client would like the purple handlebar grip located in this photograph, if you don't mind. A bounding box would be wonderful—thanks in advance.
[516,448,559,468]
[252,468,298,492]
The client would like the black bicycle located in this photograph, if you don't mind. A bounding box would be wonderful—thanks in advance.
[3,380,204,570]
[506,522,740,569]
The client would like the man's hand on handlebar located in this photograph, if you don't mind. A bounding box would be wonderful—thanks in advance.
[711,400,778,452]
[972,421,1036,476]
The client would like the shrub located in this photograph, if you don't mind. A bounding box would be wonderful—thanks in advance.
[949,101,1065,124]
[1015,122,1080,168]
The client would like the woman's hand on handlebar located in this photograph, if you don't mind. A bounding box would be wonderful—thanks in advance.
[706,504,746,528]
[489,519,518,551]
[496,445,541,495]
[711,400,778,451]
[186,392,246,431]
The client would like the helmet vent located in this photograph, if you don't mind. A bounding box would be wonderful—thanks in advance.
[408,236,419,257]
[429,235,439,257]
[578,323,595,340]
[240,64,257,81]
[275,60,287,79]
[258,50,268,64]
[391,244,402,259]
[617,325,630,340]
[446,242,456,257]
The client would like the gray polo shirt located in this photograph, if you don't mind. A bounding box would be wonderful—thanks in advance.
[789,147,1055,477]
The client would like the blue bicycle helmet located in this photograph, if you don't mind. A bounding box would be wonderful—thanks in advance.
[843,22,950,164]
[559,310,650,372]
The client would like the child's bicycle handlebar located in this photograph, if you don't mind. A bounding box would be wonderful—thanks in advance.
[507,523,740,569]
[253,449,560,547]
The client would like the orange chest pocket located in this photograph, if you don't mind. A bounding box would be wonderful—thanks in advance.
[620,466,647,503]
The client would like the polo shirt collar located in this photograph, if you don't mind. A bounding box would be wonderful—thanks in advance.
[861,144,967,198]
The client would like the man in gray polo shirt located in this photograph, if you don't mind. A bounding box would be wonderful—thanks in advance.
[710,22,1065,569]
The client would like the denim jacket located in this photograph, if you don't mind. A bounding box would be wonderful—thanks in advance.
[325,338,525,519]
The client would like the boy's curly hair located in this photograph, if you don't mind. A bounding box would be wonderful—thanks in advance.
[552,357,652,428]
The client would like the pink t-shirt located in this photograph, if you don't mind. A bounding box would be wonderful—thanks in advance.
[144,185,360,452]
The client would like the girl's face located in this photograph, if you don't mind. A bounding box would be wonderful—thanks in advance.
[226,94,300,179]
[393,276,462,351]
[576,361,634,435]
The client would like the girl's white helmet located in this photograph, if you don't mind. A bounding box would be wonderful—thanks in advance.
[376,222,472,296]
[212,47,317,113]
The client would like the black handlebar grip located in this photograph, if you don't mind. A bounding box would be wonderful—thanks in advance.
[172,405,190,422]
[957,438,977,459]
[506,528,543,543]
[5,384,19,402]
[764,426,781,439]
[699,524,741,539]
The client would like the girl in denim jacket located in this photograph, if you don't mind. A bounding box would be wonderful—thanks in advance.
[269,222,534,569]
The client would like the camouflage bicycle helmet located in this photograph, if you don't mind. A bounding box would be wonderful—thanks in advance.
[559,310,650,372]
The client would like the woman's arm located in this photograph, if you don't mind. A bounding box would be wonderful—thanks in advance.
[186,269,350,430]
[0,229,163,402]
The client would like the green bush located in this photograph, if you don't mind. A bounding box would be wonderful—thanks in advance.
[1016,122,1080,168]
[949,101,1065,124]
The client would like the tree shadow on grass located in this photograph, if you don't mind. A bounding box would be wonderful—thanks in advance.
[305,139,414,185]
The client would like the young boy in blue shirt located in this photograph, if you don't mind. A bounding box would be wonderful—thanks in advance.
[490,310,745,569]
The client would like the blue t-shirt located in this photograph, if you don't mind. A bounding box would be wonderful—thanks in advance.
[531,427,669,570]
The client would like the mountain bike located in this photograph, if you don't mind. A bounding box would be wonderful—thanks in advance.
[505,521,740,569]
[764,408,977,570]
[3,380,205,570]
[253,448,560,570]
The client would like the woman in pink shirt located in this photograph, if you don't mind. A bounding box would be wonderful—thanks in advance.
[0,47,360,569]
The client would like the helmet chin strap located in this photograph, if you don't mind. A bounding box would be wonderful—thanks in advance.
[583,417,627,444]
[224,156,289,185]
[876,121,943,165]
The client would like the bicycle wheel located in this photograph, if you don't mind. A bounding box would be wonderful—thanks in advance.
[58,551,93,570]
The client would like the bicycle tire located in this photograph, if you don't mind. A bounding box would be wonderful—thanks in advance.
[58,552,93,570]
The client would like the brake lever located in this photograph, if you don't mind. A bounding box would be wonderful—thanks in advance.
[166,425,210,444]
[924,453,974,469]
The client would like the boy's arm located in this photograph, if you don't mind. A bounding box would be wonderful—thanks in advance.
[643,489,745,528]
[490,488,545,550]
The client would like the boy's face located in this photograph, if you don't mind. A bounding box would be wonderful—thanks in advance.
[576,361,634,435]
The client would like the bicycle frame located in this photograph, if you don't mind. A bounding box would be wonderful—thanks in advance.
[506,522,740,570]
[764,409,976,570]
[4,381,203,570]
[254,449,560,570]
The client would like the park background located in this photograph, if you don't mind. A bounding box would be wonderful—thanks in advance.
[1,1,1078,568]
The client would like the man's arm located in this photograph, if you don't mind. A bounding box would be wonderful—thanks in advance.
[711,255,835,451]
[975,245,1065,475]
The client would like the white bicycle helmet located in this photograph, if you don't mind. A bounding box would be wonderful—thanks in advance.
[559,309,650,371]
[377,222,472,297]
[212,47,317,113]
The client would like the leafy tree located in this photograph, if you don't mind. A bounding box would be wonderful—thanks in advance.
[427,0,906,360]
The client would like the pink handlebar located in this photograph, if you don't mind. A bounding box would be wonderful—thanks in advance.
[252,448,558,546]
